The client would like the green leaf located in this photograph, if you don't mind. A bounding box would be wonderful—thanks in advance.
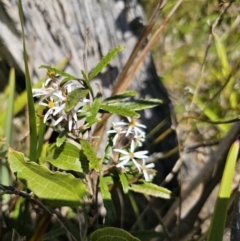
[79,150,90,173]
[81,70,88,83]
[0,164,12,200]
[41,228,66,241]
[56,131,67,147]
[41,142,83,172]
[103,91,137,102]
[213,33,230,77]
[90,227,140,241]
[100,99,162,117]
[86,92,102,126]
[80,139,100,171]
[39,65,79,80]
[36,117,46,159]
[99,176,116,225]
[88,45,125,80]
[103,139,114,164]
[119,173,129,194]
[129,182,174,199]
[4,68,15,148]
[100,103,139,118]
[8,148,89,206]
[81,70,93,95]
[59,77,76,86]
[65,88,89,112]
[130,231,163,241]
[207,140,239,241]
[120,99,163,111]
[18,0,37,161]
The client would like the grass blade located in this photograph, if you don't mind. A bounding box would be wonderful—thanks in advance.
[4,68,15,148]
[207,140,239,241]
[18,0,37,161]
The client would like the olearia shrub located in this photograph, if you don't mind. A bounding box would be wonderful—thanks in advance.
[6,46,173,240]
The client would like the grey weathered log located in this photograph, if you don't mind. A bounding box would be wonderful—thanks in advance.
[0,0,179,229]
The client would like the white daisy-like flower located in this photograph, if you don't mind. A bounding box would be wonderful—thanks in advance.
[56,98,90,131]
[39,97,65,123]
[52,105,79,131]
[107,124,127,146]
[68,108,79,131]
[132,132,146,147]
[33,87,60,98]
[126,117,146,136]
[140,159,155,182]
[113,117,146,136]
[114,140,148,172]
[38,89,65,102]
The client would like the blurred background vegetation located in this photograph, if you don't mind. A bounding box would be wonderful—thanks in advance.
[141,0,240,140]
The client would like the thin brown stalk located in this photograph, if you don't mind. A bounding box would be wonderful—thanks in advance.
[113,0,166,94]
[112,0,183,95]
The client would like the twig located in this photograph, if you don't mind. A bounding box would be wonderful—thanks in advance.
[112,0,183,95]
[0,184,77,241]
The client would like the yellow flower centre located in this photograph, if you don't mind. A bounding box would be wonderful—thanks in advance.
[48,101,55,108]
[129,119,137,127]
[129,152,134,158]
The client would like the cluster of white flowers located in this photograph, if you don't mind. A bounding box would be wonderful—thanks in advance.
[33,72,90,132]
[34,72,155,182]
[108,117,155,182]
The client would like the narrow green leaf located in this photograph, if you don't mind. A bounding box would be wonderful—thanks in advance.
[81,70,88,83]
[8,148,89,206]
[39,65,79,80]
[219,140,239,198]
[112,99,162,112]
[99,176,116,225]
[100,103,139,118]
[80,139,100,171]
[207,140,239,241]
[103,91,137,102]
[129,182,174,199]
[4,68,15,148]
[119,173,129,194]
[65,88,89,112]
[0,164,12,196]
[213,33,230,77]
[36,118,46,159]
[59,77,76,86]
[90,227,140,241]
[41,228,66,241]
[81,70,93,95]
[42,142,82,172]
[86,92,102,126]
[89,45,125,80]
[18,0,37,161]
